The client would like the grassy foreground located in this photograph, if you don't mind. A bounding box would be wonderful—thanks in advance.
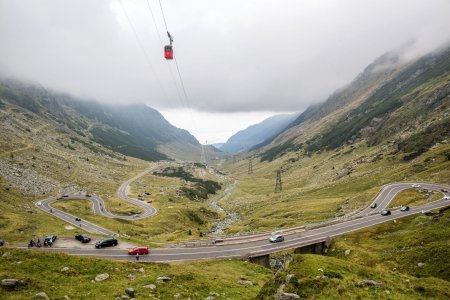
[0,249,271,300]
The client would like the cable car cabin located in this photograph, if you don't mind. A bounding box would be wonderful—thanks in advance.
[164,45,173,60]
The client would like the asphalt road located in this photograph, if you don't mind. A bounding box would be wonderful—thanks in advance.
[36,166,157,235]
[34,176,450,262]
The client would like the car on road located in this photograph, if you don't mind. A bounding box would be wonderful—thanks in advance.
[128,246,149,255]
[50,209,54,213]
[381,210,391,216]
[440,189,448,193]
[411,184,421,188]
[63,195,69,198]
[86,194,92,197]
[95,237,118,248]
[44,235,57,245]
[400,206,410,211]
[75,234,91,243]
[370,203,377,208]
[444,195,450,200]
[269,234,284,243]
[0,239,4,247]
[75,217,81,222]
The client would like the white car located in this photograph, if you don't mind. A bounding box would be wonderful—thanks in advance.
[411,184,421,188]
[444,195,450,200]
[269,234,284,243]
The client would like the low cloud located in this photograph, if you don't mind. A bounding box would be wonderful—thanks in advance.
[1,0,449,113]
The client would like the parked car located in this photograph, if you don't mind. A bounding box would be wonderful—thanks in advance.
[370,203,377,208]
[400,206,410,211]
[128,246,149,255]
[95,237,118,248]
[269,234,285,243]
[44,235,57,246]
[75,234,91,243]
[381,210,391,216]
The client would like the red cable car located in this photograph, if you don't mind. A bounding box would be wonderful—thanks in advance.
[164,31,174,60]
[164,45,173,60]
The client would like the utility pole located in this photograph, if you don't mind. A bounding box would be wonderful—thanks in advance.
[200,141,208,167]
[275,169,282,193]
[248,158,253,174]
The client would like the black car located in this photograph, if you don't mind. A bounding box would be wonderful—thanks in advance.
[75,217,81,222]
[0,239,4,247]
[44,235,57,246]
[400,206,410,212]
[75,234,91,243]
[95,237,118,248]
[381,210,391,216]
[370,203,377,208]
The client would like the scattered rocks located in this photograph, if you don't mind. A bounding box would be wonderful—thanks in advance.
[32,292,50,300]
[61,266,69,273]
[138,267,145,273]
[143,284,156,290]
[125,287,135,298]
[174,293,180,298]
[1,278,25,288]
[317,268,324,273]
[344,249,351,256]
[2,252,10,257]
[204,297,215,300]
[63,296,70,300]
[359,280,383,288]
[95,273,109,282]
[417,262,426,268]
[157,276,171,282]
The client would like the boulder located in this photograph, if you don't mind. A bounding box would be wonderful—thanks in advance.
[61,267,69,273]
[143,284,156,290]
[359,280,383,288]
[1,278,24,288]
[127,274,136,281]
[344,249,351,256]
[157,276,171,282]
[138,267,145,273]
[2,252,10,258]
[237,279,253,286]
[125,287,135,297]
[95,273,109,282]
[275,292,300,300]
[32,292,50,300]
[417,262,425,268]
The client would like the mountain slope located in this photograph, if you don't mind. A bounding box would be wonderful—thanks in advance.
[220,113,298,153]
[0,79,205,161]
[257,46,450,162]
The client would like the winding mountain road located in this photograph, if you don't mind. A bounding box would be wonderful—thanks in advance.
[34,171,450,262]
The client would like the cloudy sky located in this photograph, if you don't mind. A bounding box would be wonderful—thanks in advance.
[1,0,449,143]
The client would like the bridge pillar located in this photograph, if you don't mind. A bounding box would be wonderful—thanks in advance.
[249,254,270,268]
[294,241,327,255]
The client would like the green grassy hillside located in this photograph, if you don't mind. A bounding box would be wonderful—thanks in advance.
[257,207,450,299]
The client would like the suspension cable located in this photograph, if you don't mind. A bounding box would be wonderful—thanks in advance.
[145,0,183,105]
[117,0,168,101]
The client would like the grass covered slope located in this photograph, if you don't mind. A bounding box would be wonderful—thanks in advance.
[257,207,450,299]
[0,249,271,300]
